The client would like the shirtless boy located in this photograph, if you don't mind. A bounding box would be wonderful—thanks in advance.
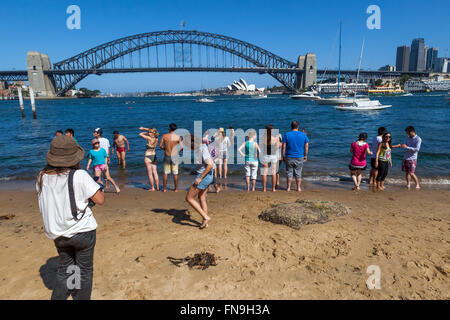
[112,131,130,168]
[159,123,183,192]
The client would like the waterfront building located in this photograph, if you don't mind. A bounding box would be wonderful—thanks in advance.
[434,57,450,73]
[396,46,410,72]
[426,47,439,71]
[404,76,450,92]
[313,82,369,94]
[409,38,426,72]
[226,78,264,93]
[378,65,396,72]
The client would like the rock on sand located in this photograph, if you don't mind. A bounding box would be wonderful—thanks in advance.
[258,199,350,229]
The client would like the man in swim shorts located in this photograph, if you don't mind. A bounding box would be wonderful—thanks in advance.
[159,123,183,192]
[112,130,130,168]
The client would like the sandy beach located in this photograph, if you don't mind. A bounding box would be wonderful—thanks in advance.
[0,187,449,300]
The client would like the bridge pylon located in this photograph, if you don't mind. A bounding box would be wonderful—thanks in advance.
[294,53,317,91]
[27,51,56,97]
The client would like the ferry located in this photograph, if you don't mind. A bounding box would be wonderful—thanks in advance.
[368,84,408,96]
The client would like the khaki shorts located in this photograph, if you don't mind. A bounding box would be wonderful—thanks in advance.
[164,156,179,175]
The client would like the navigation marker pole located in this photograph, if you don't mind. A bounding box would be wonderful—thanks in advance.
[18,87,25,118]
[29,87,37,119]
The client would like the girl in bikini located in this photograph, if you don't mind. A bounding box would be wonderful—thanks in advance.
[139,127,160,191]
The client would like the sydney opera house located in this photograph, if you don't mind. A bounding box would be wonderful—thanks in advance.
[226,78,265,94]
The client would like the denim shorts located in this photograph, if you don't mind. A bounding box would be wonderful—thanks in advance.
[286,157,304,178]
[195,169,214,190]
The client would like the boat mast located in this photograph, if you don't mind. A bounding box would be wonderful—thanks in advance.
[356,37,365,83]
[338,21,342,96]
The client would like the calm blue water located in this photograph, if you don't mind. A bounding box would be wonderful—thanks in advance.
[0,93,449,187]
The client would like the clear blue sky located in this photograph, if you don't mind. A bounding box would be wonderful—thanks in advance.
[1,0,448,92]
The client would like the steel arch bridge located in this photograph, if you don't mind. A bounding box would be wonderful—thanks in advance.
[51,30,300,95]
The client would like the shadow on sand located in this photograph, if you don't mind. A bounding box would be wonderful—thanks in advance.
[152,208,201,227]
[39,256,59,290]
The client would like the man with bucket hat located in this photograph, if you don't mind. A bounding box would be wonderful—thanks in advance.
[36,135,104,300]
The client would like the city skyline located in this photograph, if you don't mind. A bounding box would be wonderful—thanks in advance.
[1,0,449,92]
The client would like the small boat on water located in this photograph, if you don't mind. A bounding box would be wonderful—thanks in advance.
[251,94,267,99]
[334,99,391,111]
[290,90,320,101]
[316,95,369,105]
[368,84,409,96]
[195,98,215,103]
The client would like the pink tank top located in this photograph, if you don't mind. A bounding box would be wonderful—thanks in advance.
[351,141,369,167]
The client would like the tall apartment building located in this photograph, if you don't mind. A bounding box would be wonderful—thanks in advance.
[409,38,426,72]
[396,45,410,71]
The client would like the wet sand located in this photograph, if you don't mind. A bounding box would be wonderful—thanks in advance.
[0,187,449,299]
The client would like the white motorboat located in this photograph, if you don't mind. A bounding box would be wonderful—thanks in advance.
[195,98,215,103]
[290,90,320,100]
[334,99,391,111]
[316,95,369,105]
[251,94,267,99]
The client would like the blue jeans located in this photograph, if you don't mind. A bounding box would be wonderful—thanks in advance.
[51,230,96,300]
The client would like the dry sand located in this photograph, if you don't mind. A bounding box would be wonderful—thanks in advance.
[0,187,449,299]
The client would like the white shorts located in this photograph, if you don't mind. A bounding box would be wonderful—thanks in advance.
[245,161,259,180]
[260,154,278,165]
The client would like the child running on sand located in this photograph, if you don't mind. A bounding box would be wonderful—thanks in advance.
[87,139,120,193]
[349,133,372,191]
[238,131,261,192]
[185,134,214,229]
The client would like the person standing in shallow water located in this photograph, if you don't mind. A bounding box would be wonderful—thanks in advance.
[369,126,387,186]
[159,123,183,192]
[282,120,309,192]
[36,136,105,300]
[349,133,372,191]
[375,132,401,191]
[238,131,261,192]
[400,126,422,189]
[139,127,160,191]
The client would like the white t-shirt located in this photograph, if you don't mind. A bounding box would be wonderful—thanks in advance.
[219,136,230,153]
[371,136,382,159]
[37,170,100,240]
[195,144,213,174]
[98,137,110,155]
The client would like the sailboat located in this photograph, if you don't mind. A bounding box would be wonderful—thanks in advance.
[316,22,369,105]
[334,38,391,111]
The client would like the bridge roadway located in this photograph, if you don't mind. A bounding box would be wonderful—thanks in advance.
[0,68,430,82]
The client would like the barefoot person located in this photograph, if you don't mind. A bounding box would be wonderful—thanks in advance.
[238,131,261,192]
[260,125,281,192]
[369,126,387,185]
[159,123,183,192]
[349,133,372,191]
[112,130,130,168]
[86,139,120,193]
[401,126,422,189]
[282,120,309,192]
[139,127,160,191]
[214,128,231,179]
[93,128,111,189]
[36,135,105,300]
[185,134,213,229]
[375,132,401,191]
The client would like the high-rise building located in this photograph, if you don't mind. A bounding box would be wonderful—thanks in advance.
[426,47,439,71]
[396,46,410,71]
[409,38,426,72]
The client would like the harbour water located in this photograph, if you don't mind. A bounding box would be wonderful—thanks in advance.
[0,93,449,189]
